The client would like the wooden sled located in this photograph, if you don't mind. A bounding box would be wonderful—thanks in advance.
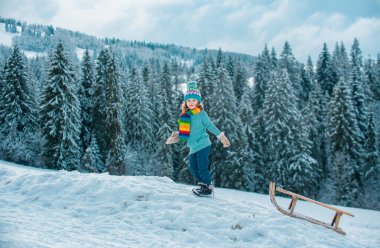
[269,182,354,235]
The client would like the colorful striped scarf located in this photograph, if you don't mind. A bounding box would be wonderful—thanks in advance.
[178,106,202,141]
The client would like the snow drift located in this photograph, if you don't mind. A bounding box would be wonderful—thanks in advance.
[1,161,379,248]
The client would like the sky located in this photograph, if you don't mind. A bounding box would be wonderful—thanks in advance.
[1,0,380,62]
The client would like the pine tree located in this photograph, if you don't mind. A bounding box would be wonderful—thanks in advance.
[363,110,379,180]
[350,39,367,139]
[211,66,244,188]
[216,48,224,69]
[316,43,338,96]
[233,58,247,104]
[142,62,160,138]
[332,42,350,81]
[329,78,363,204]
[0,45,40,165]
[375,54,380,100]
[261,69,300,188]
[40,42,81,170]
[125,66,154,151]
[156,62,175,179]
[289,113,320,196]
[360,109,380,209]
[81,136,104,173]
[252,46,271,115]
[226,55,235,80]
[0,61,5,106]
[238,90,259,191]
[197,58,216,112]
[270,47,278,69]
[300,61,314,107]
[331,152,360,206]
[364,58,380,101]
[92,49,110,161]
[280,41,302,108]
[303,82,327,176]
[103,49,126,176]
[79,49,95,151]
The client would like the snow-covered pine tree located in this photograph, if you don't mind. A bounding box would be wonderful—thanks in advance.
[92,49,110,161]
[233,58,247,104]
[375,54,380,100]
[40,42,81,170]
[198,57,216,113]
[364,57,380,101]
[226,55,235,80]
[363,110,379,181]
[328,78,364,205]
[78,49,95,152]
[28,56,47,105]
[156,62,175,179]
[125,66,154,151]
[316,43,338,96]
[270,47,278,69]
[0,45,40,165]
[238,90,258,191]
[289,112,321,196]
[104,48,126,176]
[0,60,4,101]
[303,82,327,177]
[160,62,176,127]
[332,42,350,82]
[211,65,244,188]
[300,61,314,107]
[350,39,368,140]
[251,45,271,115]
[250,109,267,193]
[360,109,380,209]
[142,62,160,139]
[81,136,104,173]
[216,48,224,69]
[261,69,300,189]
[280,41,302,109]
[331,151,360,206]
[306,56,315,81]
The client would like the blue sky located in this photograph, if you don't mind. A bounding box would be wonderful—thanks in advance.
[1,0,379,62]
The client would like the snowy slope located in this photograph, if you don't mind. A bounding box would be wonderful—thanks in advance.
[0,23,20,47]
[1,161,379,248]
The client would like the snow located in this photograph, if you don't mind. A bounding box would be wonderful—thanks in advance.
[75,47,93,60]
[178,82,187,94]
[0,23,20,47]
[22,50,46,59]
[247,77,254,88]
[1,160,379,248]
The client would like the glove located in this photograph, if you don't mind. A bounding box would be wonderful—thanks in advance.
[166,131,179,144]
[217,132,230,148]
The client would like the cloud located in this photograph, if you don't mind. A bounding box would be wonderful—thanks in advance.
[0,0,379,62]
[267,14,380,62]
[0,0,59,22]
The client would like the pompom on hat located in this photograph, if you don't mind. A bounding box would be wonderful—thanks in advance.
[184,81,202,103]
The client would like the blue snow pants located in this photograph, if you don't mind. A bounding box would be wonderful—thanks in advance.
[188,145,212,185]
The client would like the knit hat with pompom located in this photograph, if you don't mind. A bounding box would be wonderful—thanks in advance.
[184,81,201,103]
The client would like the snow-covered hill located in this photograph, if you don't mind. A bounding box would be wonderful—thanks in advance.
[0,23,20,47]
[1,161,379,248]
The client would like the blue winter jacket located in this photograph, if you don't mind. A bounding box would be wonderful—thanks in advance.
[187,110,221,154]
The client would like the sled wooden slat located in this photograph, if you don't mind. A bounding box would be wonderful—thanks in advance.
[269,182,354,235]
[275,185,354,217]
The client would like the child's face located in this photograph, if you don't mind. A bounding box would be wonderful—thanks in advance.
[186,99,198,110]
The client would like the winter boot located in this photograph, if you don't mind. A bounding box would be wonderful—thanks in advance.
[192,182,214,197]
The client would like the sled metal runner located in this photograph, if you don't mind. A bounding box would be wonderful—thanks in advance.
[269,182,354,235]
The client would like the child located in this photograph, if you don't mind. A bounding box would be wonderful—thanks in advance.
[166,81,230,197]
